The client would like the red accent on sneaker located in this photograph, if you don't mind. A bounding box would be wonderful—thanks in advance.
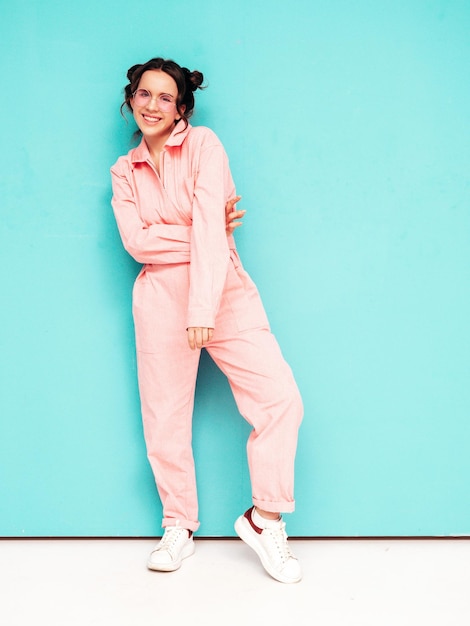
[244,507,263,534]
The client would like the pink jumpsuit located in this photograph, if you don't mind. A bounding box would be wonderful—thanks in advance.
[111,122,303,532]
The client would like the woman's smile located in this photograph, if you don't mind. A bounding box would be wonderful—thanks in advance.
[141,113,163,124]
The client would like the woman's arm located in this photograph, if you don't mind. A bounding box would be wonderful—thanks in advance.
[187,197,245,350]
[186,140,236,332]
[111,164,192,265]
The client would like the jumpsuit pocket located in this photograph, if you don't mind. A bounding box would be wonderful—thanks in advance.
[132,263,191,354]
[224,250,270,333]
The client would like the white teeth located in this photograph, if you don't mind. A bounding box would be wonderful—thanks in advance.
[143,115,161,122]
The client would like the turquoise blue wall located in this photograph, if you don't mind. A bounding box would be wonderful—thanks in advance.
[1,0,469,537]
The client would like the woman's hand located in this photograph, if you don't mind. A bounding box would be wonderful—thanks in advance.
[187,327,214,350]
[225,196,245,235]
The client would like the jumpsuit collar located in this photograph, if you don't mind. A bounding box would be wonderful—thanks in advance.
[131,122,192,164]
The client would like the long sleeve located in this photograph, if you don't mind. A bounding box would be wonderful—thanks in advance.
[111,162,191,265]
[186,141,234,328]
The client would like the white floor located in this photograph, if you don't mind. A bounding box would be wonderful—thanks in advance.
[1,538,469,626]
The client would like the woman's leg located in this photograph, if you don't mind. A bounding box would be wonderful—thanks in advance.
[206,253,303,513]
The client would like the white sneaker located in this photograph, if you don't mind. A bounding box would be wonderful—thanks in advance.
[147,526,195,572]
[234,507,302,583]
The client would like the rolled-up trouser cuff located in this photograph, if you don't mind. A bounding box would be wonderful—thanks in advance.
[252,498,295,514]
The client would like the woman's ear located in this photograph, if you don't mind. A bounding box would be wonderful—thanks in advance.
[176,104,186,121]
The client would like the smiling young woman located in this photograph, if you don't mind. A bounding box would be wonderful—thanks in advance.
[111,57,304,584]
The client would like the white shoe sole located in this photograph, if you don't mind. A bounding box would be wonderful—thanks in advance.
[234,515,302,584]
[147,539,195,572]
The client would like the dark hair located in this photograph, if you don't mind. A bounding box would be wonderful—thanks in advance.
[120,57,205,128]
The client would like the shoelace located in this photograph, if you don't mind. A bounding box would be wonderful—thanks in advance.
[264,522,295,564]
[156,527,187,556]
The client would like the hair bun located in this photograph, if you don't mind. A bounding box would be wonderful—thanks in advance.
[182,67,204,92]
[126,64,142,81]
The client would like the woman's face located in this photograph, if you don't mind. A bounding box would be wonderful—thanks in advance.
[131,70,181,145]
